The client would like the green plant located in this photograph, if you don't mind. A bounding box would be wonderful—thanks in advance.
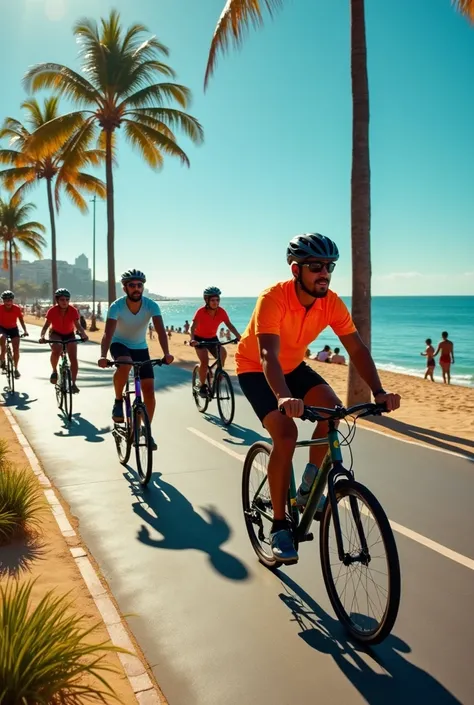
[0,580,127,703]
[0,440,44,542]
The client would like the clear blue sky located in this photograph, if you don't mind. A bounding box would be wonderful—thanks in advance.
[1,0,473,297]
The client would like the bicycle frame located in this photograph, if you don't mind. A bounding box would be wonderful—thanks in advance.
[123,365,144,425]
[196,339,236,399]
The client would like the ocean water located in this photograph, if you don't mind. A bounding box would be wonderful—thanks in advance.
[154,296,473,388]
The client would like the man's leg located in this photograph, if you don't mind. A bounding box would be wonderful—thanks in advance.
[67,343,78,384]
[141,378,156,422]
[196,347,210,386]
[0,335,6,367]
[113,358,132,399]
[50,343,61,381]
[262,410,298,520]
[220,347,227,367]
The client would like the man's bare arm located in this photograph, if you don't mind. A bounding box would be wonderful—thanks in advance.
[338,332,383,395]
[152,315,171,358]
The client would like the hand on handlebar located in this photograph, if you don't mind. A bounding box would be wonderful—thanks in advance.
[189,339,198,347]
[278,397,304,418]
[97,357,108,369]
[164,353,174,365]
[23,331,29,337]
[374,391,401,412]
[39,336,46,344]
[81,334,89,342]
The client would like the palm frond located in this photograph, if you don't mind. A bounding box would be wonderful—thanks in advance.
[62,182,87,213]
[123,119,190,167]
[0,118,30,147]
[0,150,29,167]
[25,112,88,159]
[204,0,282,88]
[120,60,177,98]
[453,0,474,21]
[23,63,100,105]
[17,220,46,233]
[122,82,191,109]
[126,108,204,144]
[0,167,38,191]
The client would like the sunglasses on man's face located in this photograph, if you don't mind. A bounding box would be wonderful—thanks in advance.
[127,282,144,289]
[208,296,220,303]
[301,261,336,274]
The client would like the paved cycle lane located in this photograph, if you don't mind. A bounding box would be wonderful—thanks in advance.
[5,333,474,705]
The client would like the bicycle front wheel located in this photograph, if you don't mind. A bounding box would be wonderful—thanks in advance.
[216,371,235,426]
[320,479,401,645]
[6,350,14,394]
[62,368,73,422]
[192,364,210,413]
[133,404,153,486]
[114,398,132,466]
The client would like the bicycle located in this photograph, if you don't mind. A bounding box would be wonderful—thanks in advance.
[108,358,167,486]
[41,337,83,422]
[242,402,401,645]
[191,339,237,425]
[2,332,26,395]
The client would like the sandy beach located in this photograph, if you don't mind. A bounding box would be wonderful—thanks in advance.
[24,315,474,457]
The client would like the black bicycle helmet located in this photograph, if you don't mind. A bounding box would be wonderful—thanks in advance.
[55,288,71,299]
[286,233,339,264]
[121,269,146,283]
[1,290,14,300]
[203,286,221,298]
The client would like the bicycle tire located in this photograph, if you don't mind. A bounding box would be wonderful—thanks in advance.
[55,379,63,410]
[192,364,210,413]
[6,349,14,394]
[242,441,293,570]
[320,479,401,645]
[62,367,73,422]
[216,371,235,426]
[114,399,132,465]
[133,403,153,486]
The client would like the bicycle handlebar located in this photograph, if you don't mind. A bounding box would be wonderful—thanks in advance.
[192,338,238,348]
[106,357,169,369]
[38,337,85,346]
[280,401,388,422]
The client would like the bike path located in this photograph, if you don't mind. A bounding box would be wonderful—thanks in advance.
[5,334,474,705]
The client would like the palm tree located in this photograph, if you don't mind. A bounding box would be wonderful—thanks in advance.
[454,1,474,21]
[23,10,204,304]
[0,97,106,297]
[0,196,46,290]
[204,0,372,403]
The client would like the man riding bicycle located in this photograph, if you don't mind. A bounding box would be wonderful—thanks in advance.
[0,290,29,378]
[98,269,173,449]
[236,233,401,564]
[190,286,241,397]
[39,288,88,393]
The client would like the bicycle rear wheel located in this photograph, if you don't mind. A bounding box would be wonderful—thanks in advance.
[6,349,14,394]
[320,479,401,645]
[192,364,210,413]
[133,403,153,486]
[216,371,235,426]
[62,367,73,422]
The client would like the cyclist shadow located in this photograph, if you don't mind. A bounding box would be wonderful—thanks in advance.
[1,391,38,410]
[277,572,462,704]
[204,414,269,449]
[129,471,249,582]
[54,412,111,442]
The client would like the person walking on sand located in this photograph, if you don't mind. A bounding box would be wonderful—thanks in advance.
[434,331,455,384]
[421,338,436,382]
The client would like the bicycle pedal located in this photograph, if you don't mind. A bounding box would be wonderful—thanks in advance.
[299,533,314,543]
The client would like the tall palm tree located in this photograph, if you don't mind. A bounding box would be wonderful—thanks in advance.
[204,0,371,403]
[23,10,204,304]
[0,97,106,297]
[454,1,474,21]
[0,196,46,290]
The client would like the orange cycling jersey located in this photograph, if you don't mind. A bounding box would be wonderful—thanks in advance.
[235,280,356,374]
[192,306,230,338]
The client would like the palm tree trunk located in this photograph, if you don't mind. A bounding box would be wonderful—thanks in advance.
[105,130,116,305]
[347,0,371,405]
[46,178,58,298]
[9,241,13,291]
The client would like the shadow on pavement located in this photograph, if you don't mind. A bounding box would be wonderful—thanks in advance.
[76,360,192,394]
[54,412,111,443]
[0,533,45,578]
[204,413,269,449]
[277,572,462,705]
[365,416,474,461]
[128,470,249,582]
[1,391,38,411]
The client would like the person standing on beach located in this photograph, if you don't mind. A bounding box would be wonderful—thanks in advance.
[421,338,435,382]
[434,331,454,384]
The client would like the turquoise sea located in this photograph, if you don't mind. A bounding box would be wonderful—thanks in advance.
[155,296,473,388]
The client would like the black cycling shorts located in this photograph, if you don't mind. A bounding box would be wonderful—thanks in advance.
[49,330,77,343]
[194,335,220,359]
[238,362,328,424]
[110,342,154,380]
[0,326,19,339]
